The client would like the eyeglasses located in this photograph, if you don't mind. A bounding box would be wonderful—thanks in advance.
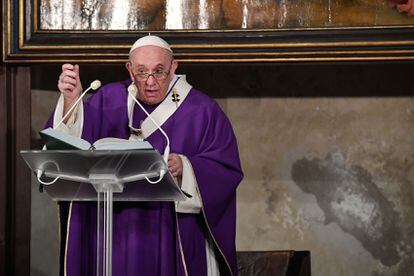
[133,64,172,81]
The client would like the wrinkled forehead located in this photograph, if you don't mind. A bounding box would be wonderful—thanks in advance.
[129,45,173,68]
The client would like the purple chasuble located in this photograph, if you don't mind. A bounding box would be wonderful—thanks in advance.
[46,79,243,276]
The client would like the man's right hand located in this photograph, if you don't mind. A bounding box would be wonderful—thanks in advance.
[57,64,83,117]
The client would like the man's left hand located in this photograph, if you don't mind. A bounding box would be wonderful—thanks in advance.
[168,153,183,177]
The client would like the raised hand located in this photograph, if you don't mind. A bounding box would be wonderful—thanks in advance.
[57,64,83,117]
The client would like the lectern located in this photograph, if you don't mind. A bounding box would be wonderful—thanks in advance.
[20,149,187,276]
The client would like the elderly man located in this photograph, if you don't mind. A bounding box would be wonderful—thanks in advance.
[46,35,243,276]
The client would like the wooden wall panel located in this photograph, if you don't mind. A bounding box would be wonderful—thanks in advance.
[0,66,8,276]
[0,66,31,275]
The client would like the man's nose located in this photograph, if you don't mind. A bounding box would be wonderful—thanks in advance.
[145,74,156,85]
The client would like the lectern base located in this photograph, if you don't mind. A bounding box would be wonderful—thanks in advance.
[97,187,113,276]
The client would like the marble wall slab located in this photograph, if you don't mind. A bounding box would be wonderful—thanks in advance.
[225,97,414,276]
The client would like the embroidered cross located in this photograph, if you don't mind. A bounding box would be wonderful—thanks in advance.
[171,88,180,103]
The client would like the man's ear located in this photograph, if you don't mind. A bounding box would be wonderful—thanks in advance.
[125,62,134,80]
[169,60,178,81]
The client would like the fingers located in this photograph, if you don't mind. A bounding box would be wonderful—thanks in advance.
[58,77,76,95]
[59,65,78,84]
[58,80,76,94]
[62,63,75,71]
[59,73,78,87]
[58,63,82,100]
[73,64,80,82]
[168,154,183,177]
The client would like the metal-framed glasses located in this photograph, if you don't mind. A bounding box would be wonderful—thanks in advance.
[134,65,172,81]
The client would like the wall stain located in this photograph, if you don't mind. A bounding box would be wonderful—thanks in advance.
[291,151,401,266]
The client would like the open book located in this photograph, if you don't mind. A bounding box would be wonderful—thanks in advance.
[40,127,152,150]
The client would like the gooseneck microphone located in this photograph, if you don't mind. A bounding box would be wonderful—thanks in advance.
[55,80,101,129]
[38,80,101,185]
[127,84,170,183]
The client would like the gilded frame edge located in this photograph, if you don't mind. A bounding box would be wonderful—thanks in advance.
[3,0,414,63]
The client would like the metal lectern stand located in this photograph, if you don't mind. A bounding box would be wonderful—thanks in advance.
[21,149,186,276]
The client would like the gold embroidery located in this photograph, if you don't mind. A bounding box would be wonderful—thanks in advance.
[172,88,180,107]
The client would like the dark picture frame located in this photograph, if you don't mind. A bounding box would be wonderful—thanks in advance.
[3,0,414,63]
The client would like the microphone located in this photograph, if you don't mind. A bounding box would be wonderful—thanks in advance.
[127,84,170,182]
[55,80,101,129]
[38,80,101,186]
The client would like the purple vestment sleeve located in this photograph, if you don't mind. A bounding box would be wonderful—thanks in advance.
[185,99,243,276]
[44,113,54,129]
